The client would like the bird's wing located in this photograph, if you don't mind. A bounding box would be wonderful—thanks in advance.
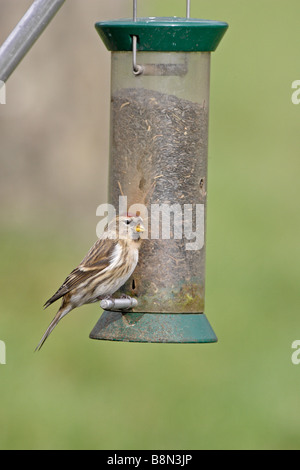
[44,238,119,308]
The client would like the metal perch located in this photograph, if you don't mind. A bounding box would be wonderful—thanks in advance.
[100,298,138,311]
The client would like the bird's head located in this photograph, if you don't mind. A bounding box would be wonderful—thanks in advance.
[107,215,145,240]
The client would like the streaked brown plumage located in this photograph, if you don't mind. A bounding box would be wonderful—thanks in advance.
[36,215,145,351]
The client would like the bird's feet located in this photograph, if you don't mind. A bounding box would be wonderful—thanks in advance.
[97,295,113,301]
[120,294,132,300]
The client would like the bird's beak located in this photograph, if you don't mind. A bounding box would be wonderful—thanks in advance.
[136,224,145,233]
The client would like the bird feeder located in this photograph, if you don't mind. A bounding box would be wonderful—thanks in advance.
[90,1,228,343]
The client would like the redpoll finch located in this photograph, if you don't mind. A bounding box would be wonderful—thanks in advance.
[36,215,145,351]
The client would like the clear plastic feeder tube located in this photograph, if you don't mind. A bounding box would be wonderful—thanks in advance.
[110,50,210,313]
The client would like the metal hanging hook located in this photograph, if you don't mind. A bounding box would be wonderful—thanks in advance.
[133,0,138,21]
[186,0,191,18]
[132,36,144,76]
[131,0,191,76]
[132,0,143,75]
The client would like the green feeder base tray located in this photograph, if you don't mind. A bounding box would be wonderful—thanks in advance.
[89,312,217,343]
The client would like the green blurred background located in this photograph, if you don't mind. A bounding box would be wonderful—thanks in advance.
[0,0,300,450]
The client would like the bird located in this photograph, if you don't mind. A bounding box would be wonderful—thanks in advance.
[35,215,145,351]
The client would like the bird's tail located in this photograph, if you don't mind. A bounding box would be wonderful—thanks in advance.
[35,304,72,351]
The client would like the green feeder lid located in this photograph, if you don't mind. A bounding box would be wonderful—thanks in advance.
[95,17,228,52]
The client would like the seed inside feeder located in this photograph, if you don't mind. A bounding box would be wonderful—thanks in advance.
[110,88,208,313]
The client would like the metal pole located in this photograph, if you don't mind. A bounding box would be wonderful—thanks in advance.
[0,0,66,83]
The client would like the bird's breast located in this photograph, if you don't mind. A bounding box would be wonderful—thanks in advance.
[92,246,139,298]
